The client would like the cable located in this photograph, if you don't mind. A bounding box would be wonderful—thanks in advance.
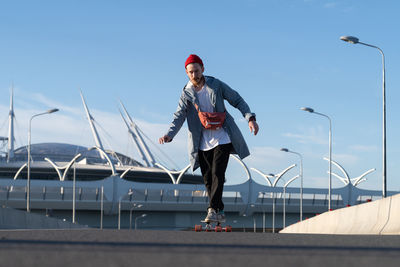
[135,125,180,170]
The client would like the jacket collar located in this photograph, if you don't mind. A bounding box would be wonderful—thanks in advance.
[184,76,216,107]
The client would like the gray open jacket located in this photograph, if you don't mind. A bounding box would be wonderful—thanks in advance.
[166,76,256,171]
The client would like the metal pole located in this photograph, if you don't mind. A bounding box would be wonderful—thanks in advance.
[373,47,387,198]
[382,49,387,198]
[341,38,387,198]
[100,186,104,229]
[300,154,303,220]
[272,192,275,233]
[26,109,58,212]
[263,211,265,233]
[314,112,332,211]
[283,186,286,228]
[26,118,32,212]
[72,163,76,223]
[253,216,256,233]
[262,192,266,233]
[135,216,138,230]
[301,109,332,211]
[118,199,121,230]
[130,208,133,230]
[328,117,332,210]
[355,42,386,198]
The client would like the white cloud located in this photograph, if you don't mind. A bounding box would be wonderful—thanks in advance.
[283,126,328,145]
[349,145,378,152]
[324,2,337,9]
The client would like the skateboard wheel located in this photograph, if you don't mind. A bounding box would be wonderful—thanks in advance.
[194,225,202,232]
[225,226,232,232]
[215,226,222,232]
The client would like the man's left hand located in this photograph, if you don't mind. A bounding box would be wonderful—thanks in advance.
[249,121,259,135]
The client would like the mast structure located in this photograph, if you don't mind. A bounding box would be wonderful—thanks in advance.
[119,101,156,167]
[80,90,105,159]
[7,86,15,162]
[119,109,151,167]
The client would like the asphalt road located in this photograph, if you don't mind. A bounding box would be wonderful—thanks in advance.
[0,229,399,267]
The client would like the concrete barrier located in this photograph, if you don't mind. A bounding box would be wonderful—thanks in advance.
[280,193,400,235]
[0,206,87,229]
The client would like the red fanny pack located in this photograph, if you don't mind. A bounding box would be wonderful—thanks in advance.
[195,104,226,130]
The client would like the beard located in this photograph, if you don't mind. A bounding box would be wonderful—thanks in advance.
[191,76,204,87]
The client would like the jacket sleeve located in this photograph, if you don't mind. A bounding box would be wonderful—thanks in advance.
[220,80,256,121]
[166,91,188,139]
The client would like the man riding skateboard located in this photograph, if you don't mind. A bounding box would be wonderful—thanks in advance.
[159,54,259,223]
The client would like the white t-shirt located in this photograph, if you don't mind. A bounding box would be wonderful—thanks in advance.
[193,82,231,151]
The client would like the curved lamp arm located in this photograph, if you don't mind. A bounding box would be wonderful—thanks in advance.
[155,162,177,184]
[62,153,82,181]
[120,167,135,178]
[176,164,191,184]
[13,163,27,180]
[44,154,82,181]
[44,158,63,181]
[154,163,191,184]
[354,178,367,187]
[88,146,117,176]
[284,175,300,188]
[273,164,296,187]
[353,168,376,187]
[250,167,272,186]
[323,157,350,184]
[230,154,252,182]
[327,171,349,185]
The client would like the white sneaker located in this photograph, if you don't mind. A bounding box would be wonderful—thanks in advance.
[204,208,217,222]
[217,211,226,223]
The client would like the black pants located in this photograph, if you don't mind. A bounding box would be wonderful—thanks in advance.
[198,143,232,212]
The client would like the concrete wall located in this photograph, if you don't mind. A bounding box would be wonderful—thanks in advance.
[280,193,400,235]
[0,206,87,229]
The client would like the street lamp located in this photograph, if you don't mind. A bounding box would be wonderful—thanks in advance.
[251,164,296,233]
[27,108,59,212]
[250,204,256,233]
[135,214,147,230]
[340,35,387,198]
[301,107,332,210]
[118,190,134,230]
[100,186,104,229]
[280,148,303,221]
[130,204,143,230]
[282,175,300,228]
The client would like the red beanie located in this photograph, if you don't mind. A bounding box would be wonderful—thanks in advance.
[185,54,203,68]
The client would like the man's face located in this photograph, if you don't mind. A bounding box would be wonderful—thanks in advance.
[185,63,204,87]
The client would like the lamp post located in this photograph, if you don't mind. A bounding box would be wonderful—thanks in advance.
[340,35,387,198]
[282,175,300,228]
[27,108,59,212]
[281,148,303,221]
[118,190,134,230]
[301,107,332,210]
[72,163,76,223]
[250,204,256,233]
[262,192,266,233]
[100,186,104,229]
[135,214,147,230]
[251,164,296,233]
[130,204,143,230]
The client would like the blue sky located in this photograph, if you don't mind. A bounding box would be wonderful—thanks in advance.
[1,0,400,191]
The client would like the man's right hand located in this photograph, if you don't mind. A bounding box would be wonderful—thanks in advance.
[158,135,172,144]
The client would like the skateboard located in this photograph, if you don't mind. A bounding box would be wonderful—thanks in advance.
[194,220,232,232]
